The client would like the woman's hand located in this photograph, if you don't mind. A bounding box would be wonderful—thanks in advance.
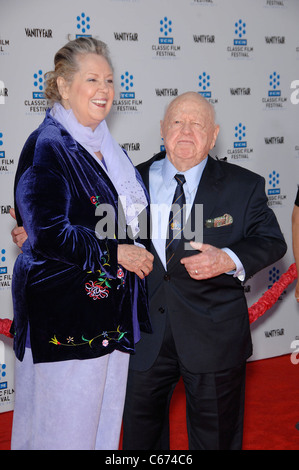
[10,208,28,249]
[118,244,154,279]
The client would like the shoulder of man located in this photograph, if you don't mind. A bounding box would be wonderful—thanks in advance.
[210,156,265,184]
[136,150,166,174]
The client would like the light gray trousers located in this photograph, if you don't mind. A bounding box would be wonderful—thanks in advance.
[11,348,129,450]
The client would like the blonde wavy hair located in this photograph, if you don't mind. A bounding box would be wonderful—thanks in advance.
[44,37,113,105]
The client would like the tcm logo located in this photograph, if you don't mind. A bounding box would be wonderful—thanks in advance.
[33,70,44,99]
[0,340,7,386]
[268,71,281,97]
[0,249,7,275]
[198,72,211,98]
[120,71,135,99]
[268,170,280,195]
[159,17,173,44]
[234,19,247,45]
[76,12,91,38]
[268,266,280,290]
[0,131,4,158]
[234,123,247,148]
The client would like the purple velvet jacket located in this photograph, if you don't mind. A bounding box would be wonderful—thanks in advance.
[11,110,151,364]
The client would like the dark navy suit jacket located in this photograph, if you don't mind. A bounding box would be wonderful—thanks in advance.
[130,151,287,373]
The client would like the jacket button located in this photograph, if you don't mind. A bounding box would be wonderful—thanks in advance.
[158,307,165,314]
[164,274,170,281]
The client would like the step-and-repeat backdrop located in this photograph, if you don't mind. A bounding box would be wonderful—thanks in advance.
[0,0,299,412]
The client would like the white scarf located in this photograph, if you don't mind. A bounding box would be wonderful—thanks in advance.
[50,103,148,237]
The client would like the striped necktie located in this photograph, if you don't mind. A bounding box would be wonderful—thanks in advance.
[166,174,186,266]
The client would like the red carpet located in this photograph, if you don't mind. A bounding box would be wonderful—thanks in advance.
[168,354,299,450]
[0,354,298,450]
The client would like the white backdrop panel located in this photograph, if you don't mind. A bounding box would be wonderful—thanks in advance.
[0,0,298,412]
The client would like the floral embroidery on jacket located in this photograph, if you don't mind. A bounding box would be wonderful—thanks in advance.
[84,248,125,300]
[49,325,127,349]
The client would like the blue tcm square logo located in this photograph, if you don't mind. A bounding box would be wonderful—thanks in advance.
[234,19,247,45]
[0,131,4,157]
[233,123,247,148]
[120,72,135,99]
[198,72,211,98]
[268,72,281,97]
[159,17,173,44]
[76,12,91,38]
[268,171,281,195]
[33,70,45,99]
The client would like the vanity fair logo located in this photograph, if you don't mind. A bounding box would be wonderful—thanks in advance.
[24,28,53,38]
[120,142,141,153]
[113,32,138,42]
[0,132,15,175]
[193,34,215,44]
[227,19,253,59]
[265,36,285,44]
[264,136,284,145]
[24,69,49,115]
[155,88,178,98]
[113,71,142,113]
[230,87,251,96]
[152,17,181,58]
[227,122,253,161]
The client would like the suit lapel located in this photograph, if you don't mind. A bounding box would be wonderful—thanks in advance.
[193,155,225,221]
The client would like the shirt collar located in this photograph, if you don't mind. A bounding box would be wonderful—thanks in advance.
[162,154,208,193]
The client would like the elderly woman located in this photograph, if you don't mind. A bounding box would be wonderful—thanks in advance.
[10,37,153,450]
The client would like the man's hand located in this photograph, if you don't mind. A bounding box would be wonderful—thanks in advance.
[10,208,28,249]
[180,241,236,280]
[118,244,154,279]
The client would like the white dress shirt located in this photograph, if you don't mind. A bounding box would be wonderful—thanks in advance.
[148,155,245,280]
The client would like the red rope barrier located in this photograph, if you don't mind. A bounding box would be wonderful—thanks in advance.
[248,263,298,324]
[0,264,298,338]
[0,318,13,338]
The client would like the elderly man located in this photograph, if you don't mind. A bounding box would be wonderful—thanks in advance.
[122,92,287,450]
